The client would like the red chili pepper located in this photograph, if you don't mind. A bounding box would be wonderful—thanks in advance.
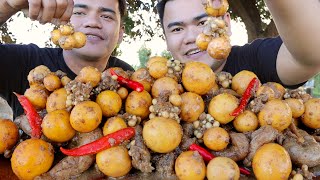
[14,92,42,139]
[60,127,135,156]
[189,143,251,175]
[110,68,144,92]
[231,77,259,116]
[189,143,215,162]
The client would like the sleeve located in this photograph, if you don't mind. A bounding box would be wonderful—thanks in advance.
[225,36,305,89]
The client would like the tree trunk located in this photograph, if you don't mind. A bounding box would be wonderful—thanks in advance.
[229,0,278,43]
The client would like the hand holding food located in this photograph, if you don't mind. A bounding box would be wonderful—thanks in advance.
[197,0,231,60]
[51,23,87,50]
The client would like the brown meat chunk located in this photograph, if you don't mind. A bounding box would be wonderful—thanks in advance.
[129,125,154,173]
[35,128,103,179]
[212,132,249,162]
[283,129,320,167]
[243,125,280,167]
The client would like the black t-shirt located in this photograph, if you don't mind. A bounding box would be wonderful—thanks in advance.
[223,36,305,88]
[0,43,134,118]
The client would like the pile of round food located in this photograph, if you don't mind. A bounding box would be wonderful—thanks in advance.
[1,57,320,180]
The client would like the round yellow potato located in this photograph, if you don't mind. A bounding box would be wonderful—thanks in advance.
[96,146,131,178]
[143,117,182,153]
[203,127,229,151]
[207,36,232,60]
[205,0,229,17]
[301,98,320,129]
[117,87,129,99]
[43,73,61,91]
[180,92,205,122]
[182,61,216,95]
[256,85,275,101]
[148,60,168,79]
[252,143,292,180]
[258,99,292,131]
[207,157,240,180]
[46,88,67,113]
[0,119,19,154]
[61,76,71,86]
[51,29,61,45]
[73,31,87,48]
[284,98,305,118]
[231,70,258,95]
[265,82,286,99]
[151,77,180,98]
[70,101,102,132]
[233,110,258,132]
[125,90,152,119]
[208,93,238,124]
[103,116,127,136]
[42,110,75,143]
[59,35,76,50]
[96,90,122,117]
[130,68,154,92]
[11,139,54,180]
[76,66,101,87]
[175,151,206,180]
[27,65,51,85]
[146,56,168,69]
[24,84,48,110]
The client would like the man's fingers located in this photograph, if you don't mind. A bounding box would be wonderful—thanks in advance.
[53,0,69,19]
[28,0,42,20]
[59,0,74,22]
[39,0,56,23]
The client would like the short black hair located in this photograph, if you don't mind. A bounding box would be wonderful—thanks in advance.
[156,0,171,28]
[118,0,127,22]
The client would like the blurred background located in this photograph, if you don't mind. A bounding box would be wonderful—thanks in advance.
[0,0,319,97]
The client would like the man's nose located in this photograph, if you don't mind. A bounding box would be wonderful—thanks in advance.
[183,26,201,45]
[82,14,103,28]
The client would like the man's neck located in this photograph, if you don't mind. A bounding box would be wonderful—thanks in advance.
[63,50,109,75]
[212,59,227,74]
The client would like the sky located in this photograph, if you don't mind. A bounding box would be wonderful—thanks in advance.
[6,12,248,67]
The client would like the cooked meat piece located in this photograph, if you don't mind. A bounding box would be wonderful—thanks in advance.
[283,129,320,167]
[310,164,320,177]
[71,163,104,180]
[153,152,176,177]
[212,132,249,162]
[129,125,154,173]
[0,96,13,120]
[179,123,196,151]
[35,128,103,179]
[243,125,280,167]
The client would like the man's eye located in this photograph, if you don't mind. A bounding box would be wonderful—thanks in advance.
[172,27,182,32]
[73,12,85,15]
[102,15,113,20]
[198,20,206,26]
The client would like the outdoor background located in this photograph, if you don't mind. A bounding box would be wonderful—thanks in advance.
[0,0,319,97]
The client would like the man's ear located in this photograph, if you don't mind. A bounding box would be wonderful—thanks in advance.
[224,12,232,36]
[118,25,124,44]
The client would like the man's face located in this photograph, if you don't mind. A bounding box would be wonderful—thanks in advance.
[70,0,123,60]
[163,0,226,69]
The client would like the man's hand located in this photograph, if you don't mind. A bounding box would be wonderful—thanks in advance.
[6,0,74,24]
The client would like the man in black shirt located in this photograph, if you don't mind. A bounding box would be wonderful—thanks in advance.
[156,0,320,88]
[0,0,134,117]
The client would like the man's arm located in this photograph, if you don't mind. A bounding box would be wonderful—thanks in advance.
[265,0,320,85]
[0,0,74,27]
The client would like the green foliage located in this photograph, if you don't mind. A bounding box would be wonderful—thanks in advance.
[137,44,152,68]
[312,73,320,97]
[160,50,172,60]
[0,21,16,44]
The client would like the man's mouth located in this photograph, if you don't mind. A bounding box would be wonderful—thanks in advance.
[185,49,202,56]
[86,34,104,40]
